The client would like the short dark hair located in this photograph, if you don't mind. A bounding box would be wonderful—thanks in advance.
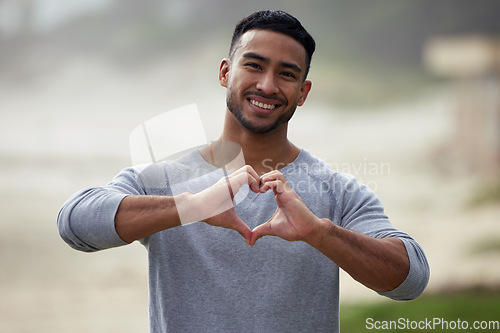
[229,10,316,79]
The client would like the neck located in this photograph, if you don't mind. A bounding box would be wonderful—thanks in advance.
[218,109,300,175]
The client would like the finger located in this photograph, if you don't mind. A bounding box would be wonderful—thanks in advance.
[224,207,253,242]
[237,165,261,193]
[228,171,259,197]
[259,179,286,194]
[244,167,261,193]
[259,170,287,183]
[227,166,260,193]
[244,165,260,180]
[250,222,273,246]
[259,172,288,191]
[232,165,259,180]
[232,217,253,245]
[205,211,253,245]
[247,168,262,193]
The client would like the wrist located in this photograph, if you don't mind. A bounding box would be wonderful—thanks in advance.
[174,192,200,225]
[303,217,333,247]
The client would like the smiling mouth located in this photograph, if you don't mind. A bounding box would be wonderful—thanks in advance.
[249,99,277,110]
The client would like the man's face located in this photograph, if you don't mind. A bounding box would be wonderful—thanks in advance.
[219,29,312,134]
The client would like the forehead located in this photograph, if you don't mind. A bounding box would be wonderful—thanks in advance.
[233,29,307,68]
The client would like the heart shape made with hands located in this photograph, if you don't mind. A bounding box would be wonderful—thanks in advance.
[220,168,311,246]
[193,168,283,246]
[172,141,316,246]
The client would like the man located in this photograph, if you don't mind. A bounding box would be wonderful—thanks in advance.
[58,10,429,332]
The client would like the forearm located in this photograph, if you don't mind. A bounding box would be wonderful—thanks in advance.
[113,165,261,244]
[306,219,410,292]
[114,193,189,243]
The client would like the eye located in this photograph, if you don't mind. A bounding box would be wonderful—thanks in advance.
[280,71,297,79]
[244,62,262,70]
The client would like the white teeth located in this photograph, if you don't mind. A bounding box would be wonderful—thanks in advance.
[250,99,276,110]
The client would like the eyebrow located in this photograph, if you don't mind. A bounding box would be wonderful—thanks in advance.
[242,52,302,74]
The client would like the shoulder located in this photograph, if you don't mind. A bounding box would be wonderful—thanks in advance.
[284,149,351,184]
[112,149,206,188]
[284,149,376,198]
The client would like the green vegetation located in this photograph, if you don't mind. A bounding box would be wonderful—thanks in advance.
[469,237,500,256]
[340,288,500,332]
[468,183,500,208]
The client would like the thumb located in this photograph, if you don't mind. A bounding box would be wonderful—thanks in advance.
[250,222,273,246]
[204,210,252,245]
[232,215,253,245]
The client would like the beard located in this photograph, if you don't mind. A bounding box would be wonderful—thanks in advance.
[226,89,296,134]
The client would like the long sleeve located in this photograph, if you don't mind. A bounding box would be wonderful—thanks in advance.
[337,174,430,300]
[379,237,430,300]
[57,167,144,252]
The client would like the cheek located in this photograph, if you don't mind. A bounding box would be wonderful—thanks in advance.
[226,74,241,91]
[284,87,303,105]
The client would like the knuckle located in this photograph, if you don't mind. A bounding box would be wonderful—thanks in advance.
[244,165,254,173]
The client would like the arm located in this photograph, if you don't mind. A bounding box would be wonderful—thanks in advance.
[251,171,427,296]
[57,186,130,252]
[58,165,261,251]
[115,165,261,243]
[305,220,409,292]
[114,194,182,243]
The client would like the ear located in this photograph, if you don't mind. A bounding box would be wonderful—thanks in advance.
[219,58,230,88]
[297,80,312,106]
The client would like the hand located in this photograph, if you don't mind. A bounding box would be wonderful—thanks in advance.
[250,170,324,246]
[176,165,261,244]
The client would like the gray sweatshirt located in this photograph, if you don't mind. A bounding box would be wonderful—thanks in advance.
[58,149,429,333]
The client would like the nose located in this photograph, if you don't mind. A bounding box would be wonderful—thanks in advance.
[256,72,279,95]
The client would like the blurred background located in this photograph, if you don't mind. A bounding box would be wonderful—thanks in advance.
[1,0,499,332]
